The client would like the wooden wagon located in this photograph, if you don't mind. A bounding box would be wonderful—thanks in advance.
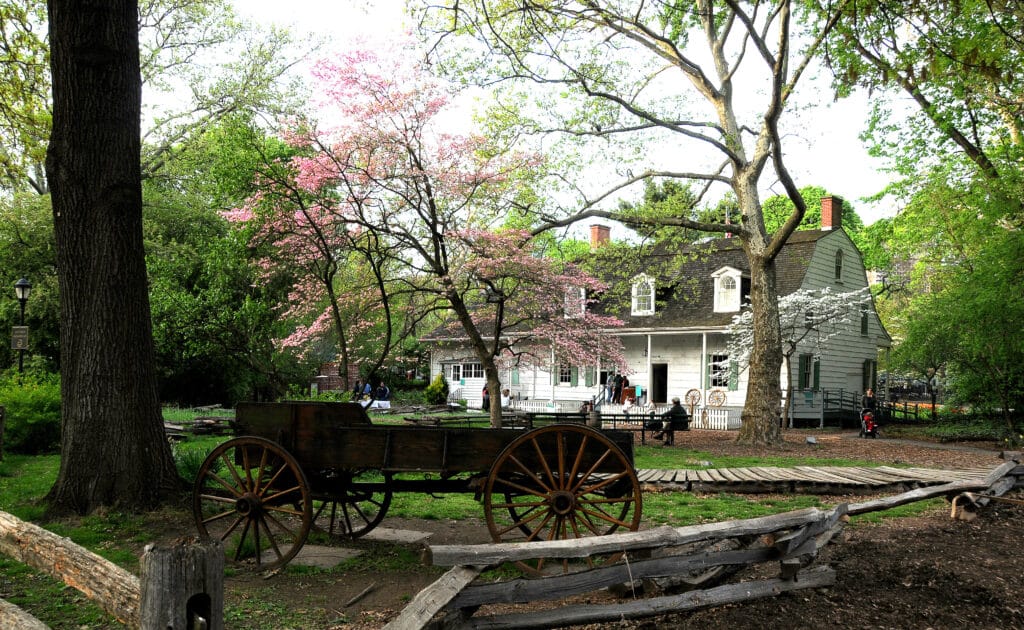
[193,402,642,573]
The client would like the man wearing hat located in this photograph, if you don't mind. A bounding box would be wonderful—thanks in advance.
[657,396,690,445]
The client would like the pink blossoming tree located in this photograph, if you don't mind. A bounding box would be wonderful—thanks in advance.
[228,39,625,425]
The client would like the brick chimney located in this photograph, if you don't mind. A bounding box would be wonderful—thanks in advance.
[821,195,843,231]
[590,224,610,249]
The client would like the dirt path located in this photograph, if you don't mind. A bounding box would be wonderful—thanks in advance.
[217,430,1022,629]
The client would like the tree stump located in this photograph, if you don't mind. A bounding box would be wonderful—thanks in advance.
[140,538,224,630]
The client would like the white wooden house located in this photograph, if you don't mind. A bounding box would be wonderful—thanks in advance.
[423,197,891,425]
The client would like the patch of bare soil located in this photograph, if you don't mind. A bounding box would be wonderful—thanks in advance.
[173,430,1023,629]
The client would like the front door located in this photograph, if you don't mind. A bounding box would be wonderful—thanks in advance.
[652,363,668,403]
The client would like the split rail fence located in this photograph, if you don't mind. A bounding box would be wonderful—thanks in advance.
[0,455,1020,630]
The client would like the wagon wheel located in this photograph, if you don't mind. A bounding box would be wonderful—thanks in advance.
[312,470,393,539]
[193,436,312,571]
[684,388,702,408]
[708,389,727,407]
[483,424,642,576]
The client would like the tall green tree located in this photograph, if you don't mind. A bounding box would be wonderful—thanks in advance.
[45,0,178,514]
[425,0,855,445]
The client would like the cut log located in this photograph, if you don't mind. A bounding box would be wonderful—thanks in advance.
[139,539,223,630]
[0,509,140,625]
[0,597,50,630]
[459,566,837,629]
[383,565,482,630]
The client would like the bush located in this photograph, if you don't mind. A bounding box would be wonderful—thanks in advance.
[0,369,61,455]
[423,373,449,405]
[173,442,216,486]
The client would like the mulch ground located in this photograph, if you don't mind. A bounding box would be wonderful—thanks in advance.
[321,429,1023,629]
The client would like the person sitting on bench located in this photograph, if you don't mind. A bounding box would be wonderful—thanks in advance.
[654,397,689,445]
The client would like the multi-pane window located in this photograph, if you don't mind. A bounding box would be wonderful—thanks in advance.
[631,275,654,315]
[709,354,730,388]
[860,308,869,335]
[834,250,844,280]
[446,362,484,381]
[558,364,573,385]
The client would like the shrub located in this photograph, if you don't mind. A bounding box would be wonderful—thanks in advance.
[0,369,61,455]
[172,442,216,486]
[423,373,449,405]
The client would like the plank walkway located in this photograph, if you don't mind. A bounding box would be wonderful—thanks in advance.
[635,465,995,493]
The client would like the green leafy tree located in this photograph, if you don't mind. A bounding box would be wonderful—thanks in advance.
[425,0,856,445]
[45,0,178,514]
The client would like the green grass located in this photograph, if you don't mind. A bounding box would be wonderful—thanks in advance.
[0,424,963,629]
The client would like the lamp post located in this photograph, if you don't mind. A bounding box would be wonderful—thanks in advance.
[14,277,31,372]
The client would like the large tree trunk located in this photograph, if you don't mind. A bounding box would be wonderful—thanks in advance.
[736,250,784,446]
[45,0,178,514]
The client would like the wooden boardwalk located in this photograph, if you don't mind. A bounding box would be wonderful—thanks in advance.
[635,465,995,494]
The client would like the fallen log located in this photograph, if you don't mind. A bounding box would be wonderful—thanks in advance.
[0,597,50,630]
[456,565,837,630]
[0,509,140,625]
[848,461,1018,516]
[447,545,778,609]
[427,508,833,567]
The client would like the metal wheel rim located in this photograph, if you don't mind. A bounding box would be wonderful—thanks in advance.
[483,424,642,576]
[193,436,312,571]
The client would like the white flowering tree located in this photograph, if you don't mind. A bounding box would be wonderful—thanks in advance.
[727,288,872,426]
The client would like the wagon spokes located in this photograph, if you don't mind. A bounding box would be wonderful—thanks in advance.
[193,436,312,571]
[483,424,642,576]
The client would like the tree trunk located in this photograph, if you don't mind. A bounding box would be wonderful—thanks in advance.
[736,251,784,446]
[44,0,178,514]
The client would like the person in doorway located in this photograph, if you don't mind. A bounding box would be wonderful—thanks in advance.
[656,397,689,445]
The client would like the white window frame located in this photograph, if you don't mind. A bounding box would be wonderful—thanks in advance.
[557,364,573,385]
[712,267,743,313]
[631,275,655,316]
[709,353,730,388]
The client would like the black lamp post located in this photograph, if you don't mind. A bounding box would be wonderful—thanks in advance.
[14,277,31,372]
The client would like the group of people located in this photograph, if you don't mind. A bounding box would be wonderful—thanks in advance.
[351,378,391,409]
[481,386,513,410]
[603,372,633,405]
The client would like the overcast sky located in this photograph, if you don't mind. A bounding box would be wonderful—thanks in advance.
[231,0,898,226]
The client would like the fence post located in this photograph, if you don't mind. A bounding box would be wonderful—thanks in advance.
[140,538,224,630]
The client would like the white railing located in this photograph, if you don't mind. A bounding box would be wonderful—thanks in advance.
[509,400,581,413]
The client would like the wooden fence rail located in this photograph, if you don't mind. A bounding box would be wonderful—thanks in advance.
[0,510,223,630]
[393,456,1023,630]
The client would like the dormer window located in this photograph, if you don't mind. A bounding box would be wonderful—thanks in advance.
[712,267,744,312]
[564,286,586,318]
[631,275,655,316]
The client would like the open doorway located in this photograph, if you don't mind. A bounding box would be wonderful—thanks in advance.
[651,363,668,403]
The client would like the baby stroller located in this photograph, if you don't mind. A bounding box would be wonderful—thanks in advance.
[858,408,879,438]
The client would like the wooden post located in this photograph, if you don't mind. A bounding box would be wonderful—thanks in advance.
[139,539,224,630]
[0,405,5,460]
